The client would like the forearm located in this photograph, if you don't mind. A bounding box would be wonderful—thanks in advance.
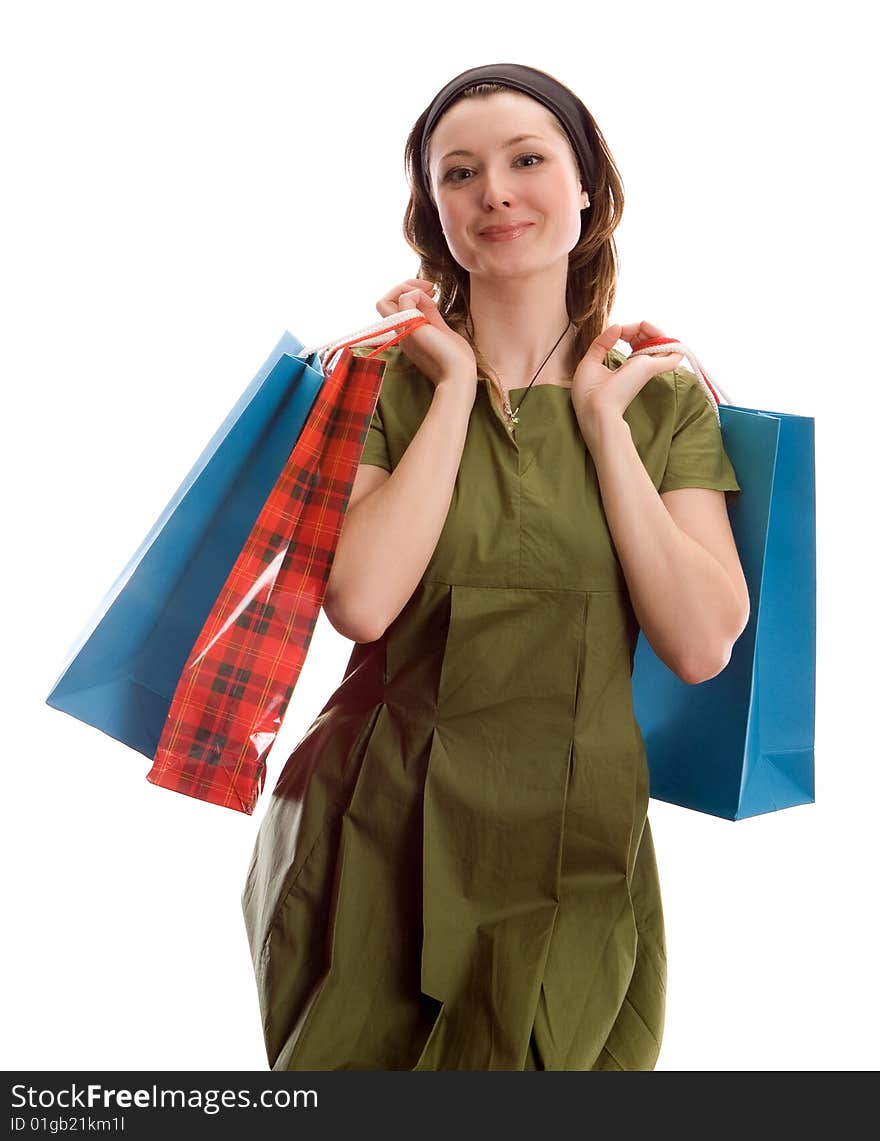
[583,413,744,683]
[326,380,474,642]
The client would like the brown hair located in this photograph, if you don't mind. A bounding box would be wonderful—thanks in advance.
[402,81,625,374]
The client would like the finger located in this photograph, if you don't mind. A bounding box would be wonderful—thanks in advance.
[378,280,434,307]
[656,351,684,367]
[400,288,434,307]
[377,286,435,317]
[603,353,682,411]
[642,350,683,366]
[399,289,441,324]
[621,352,685,388]
[618,320,666,345]
[584,323,622,363]
[400,278,436,294]
[401,286,438,306]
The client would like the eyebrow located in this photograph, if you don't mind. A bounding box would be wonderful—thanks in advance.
[439,134,545,162]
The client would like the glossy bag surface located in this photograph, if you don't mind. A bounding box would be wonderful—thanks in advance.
[47,314,425,814]
[145,344,387,813]
[632,404,816,820]
[46,333,324,773]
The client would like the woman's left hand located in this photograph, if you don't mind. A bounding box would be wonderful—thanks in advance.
[570,321,684,449]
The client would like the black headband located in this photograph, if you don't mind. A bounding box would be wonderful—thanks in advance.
[419,62,597,201]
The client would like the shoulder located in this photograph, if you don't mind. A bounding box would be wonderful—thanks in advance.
[350,343,416,370]
[350,342,426,384]
[350,343,390,361]
[607,344,678,393]
[607,346,718,429]
[350,343,432,434]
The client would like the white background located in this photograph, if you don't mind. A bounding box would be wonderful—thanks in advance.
[3,0,876,1072]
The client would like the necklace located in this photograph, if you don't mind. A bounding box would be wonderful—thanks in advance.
[471,319,573,426]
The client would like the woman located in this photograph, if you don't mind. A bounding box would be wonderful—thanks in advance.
[241,62,749,1071]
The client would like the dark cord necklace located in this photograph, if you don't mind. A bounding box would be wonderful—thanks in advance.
[472,319,573,426]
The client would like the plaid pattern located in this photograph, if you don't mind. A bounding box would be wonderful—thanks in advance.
[145,344,388,814]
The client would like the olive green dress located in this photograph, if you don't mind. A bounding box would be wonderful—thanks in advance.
[241,342,741,1071]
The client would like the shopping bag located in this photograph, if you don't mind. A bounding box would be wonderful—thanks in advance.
[46,312,426,814]
[629,338,816,821]
[145,313,425,813]
[46,332,323,755]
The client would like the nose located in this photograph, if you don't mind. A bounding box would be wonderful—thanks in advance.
[480,162,514,210]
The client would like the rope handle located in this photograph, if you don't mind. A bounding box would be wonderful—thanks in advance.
[626,336,730,425]
[298,321,729,423]
[296,309,429,371]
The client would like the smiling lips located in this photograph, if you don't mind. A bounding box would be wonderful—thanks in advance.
[478,223,534,241]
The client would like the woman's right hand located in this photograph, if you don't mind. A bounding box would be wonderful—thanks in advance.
[376,279,477,397]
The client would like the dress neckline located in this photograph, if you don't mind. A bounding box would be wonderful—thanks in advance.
[479,374,573,393]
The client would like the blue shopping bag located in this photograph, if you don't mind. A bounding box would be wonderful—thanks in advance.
[46,331,325,759]
[46,311,426,771]
[633,402,816,821]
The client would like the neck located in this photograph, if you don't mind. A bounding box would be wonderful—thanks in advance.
[464,261,576,386]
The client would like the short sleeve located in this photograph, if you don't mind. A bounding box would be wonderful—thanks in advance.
[357,402,392,472]
[659,368,741,498]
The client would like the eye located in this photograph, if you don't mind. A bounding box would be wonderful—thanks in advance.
[443,153,545,183]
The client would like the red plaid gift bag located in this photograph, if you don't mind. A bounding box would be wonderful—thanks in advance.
[146,311,427,814]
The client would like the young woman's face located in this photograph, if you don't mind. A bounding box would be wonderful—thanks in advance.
[426,91,588,282]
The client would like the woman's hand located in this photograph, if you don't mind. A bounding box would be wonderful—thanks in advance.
[376,279,477,397]
[571,321,684,449]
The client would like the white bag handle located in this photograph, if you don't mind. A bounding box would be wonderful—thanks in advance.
[296,309,426,373]
[299,320,730,423]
